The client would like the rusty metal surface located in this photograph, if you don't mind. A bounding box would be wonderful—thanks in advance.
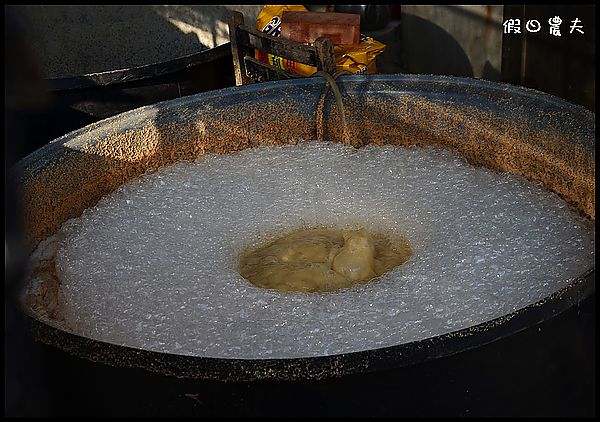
[12,74,595,381]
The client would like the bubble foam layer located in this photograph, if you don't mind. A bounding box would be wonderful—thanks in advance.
[38,141,594,358]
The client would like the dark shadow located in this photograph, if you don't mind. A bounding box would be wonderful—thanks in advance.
[481,60,502,82]
[6,5,260,80]
[5,8,54,417]
[399,13,474,77]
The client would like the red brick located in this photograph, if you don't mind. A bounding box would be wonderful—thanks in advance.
[281,11,361,45]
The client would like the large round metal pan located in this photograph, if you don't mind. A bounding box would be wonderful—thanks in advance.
[14,74,595,383]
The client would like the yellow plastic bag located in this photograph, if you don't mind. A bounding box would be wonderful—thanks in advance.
[334,35,386,75]
[254,5,386,77]
[256,5,308,36]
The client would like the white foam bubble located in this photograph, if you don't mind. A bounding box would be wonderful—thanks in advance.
[32,141,594,358]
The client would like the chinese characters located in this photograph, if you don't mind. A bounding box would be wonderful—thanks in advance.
[503,17,585,36]
[548,16,562,36]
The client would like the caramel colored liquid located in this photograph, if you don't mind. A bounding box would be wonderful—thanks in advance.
[239,228,412,292]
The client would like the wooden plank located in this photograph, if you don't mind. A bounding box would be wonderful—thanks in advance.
[228,11,252,86]
[244,27,319,65]
[314,37,336,74]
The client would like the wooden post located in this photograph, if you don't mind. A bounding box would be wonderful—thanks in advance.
[500,5,525,86]
[228,11,251,86]
[314,37,336,75]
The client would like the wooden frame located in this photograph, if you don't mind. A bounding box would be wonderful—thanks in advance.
[228,11,336,85]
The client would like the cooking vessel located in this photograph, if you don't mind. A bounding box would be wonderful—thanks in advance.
[13,74,595,416]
